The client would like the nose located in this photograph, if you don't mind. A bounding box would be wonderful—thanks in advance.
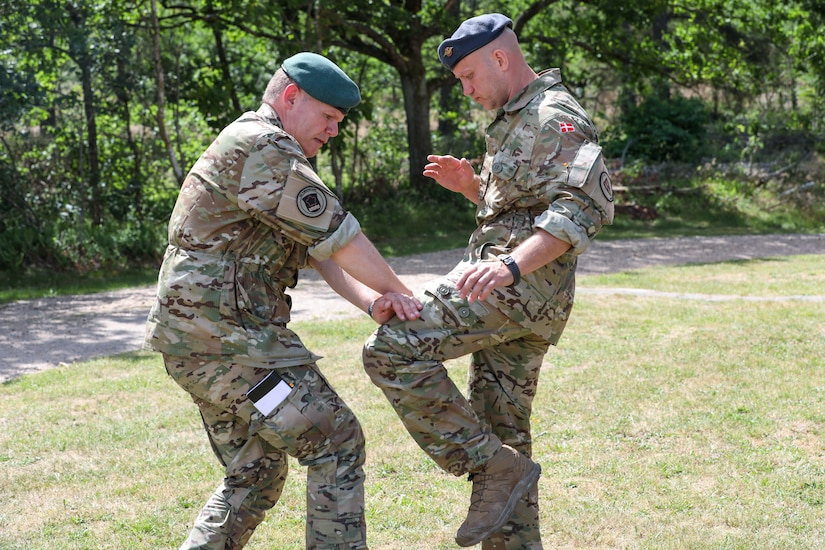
[327,121,339,137]
[461,79,473,97]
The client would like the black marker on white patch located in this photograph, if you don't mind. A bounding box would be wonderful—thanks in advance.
[247,371,293,415]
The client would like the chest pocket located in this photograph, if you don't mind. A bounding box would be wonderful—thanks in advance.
[491,152,519,181]
[566,141,614,224]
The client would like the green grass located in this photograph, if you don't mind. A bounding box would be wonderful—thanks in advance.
[584,254,825,297]
[2,256,824,549]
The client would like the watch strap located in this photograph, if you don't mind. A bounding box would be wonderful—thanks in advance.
[499,255,521,287]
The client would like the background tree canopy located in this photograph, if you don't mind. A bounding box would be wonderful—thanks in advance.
[1,0,823,271]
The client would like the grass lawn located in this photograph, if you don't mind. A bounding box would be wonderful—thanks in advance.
[1,255,823,549]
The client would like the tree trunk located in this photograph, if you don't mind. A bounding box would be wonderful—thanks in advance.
[208,5,241,115]
[398,66,432,187]
[79,61,103,225]
[150,0,185,184]
[65,3,102,226]
[116,56,144,219]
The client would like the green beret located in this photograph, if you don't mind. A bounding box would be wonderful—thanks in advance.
[438,13,513,71]
[282,52,361,114]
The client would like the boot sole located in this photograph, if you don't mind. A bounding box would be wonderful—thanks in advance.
[454,461,542,547]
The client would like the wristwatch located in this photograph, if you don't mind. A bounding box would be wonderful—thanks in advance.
[499,255,521,287]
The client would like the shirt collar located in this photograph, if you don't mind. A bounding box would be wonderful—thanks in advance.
[256,102,283,127]
[500,68,563,114]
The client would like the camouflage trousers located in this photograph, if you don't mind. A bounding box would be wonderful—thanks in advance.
[162,354,367,550]
[363,280,550,549]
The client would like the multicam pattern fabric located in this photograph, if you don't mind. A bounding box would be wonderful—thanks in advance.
[144,103,359,367]
[364,269,546,549]
[468,67,612,343]
[364,69,609,549]
[165,355,367,549]
[145,102,369,549]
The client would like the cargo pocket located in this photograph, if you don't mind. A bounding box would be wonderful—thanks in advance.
[258,367,344,461]
[422,278,490,329]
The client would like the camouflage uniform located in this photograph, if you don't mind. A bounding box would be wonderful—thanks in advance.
[363,69,613,549]
[145,103,368,549]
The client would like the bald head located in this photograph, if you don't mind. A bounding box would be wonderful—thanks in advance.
[451,26,538,109]
[472,27,529,72]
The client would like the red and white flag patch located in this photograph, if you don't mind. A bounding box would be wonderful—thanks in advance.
[559,122,575,133]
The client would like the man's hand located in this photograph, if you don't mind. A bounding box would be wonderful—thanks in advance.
[423,154,479,204]
[369,292,423,324]
[455,260,513,303]
[456,232,573,303]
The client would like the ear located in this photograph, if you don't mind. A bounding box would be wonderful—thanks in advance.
[492,49,509,71]
[282,82,301,108]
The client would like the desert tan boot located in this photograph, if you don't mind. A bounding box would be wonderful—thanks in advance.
[455,444,541,547]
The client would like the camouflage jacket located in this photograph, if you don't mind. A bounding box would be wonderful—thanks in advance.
[144,103,360,367]
[459,68,613,344]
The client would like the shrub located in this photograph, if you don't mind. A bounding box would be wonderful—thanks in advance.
[605,95,710,164]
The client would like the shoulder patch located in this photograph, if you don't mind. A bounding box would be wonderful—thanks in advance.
[559,121,575,133]
[566,141,614,224]
[276,159,336,231]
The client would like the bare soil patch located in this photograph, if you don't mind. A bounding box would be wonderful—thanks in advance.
[2,234,823,383]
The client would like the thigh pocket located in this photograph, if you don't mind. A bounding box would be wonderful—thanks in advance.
[260,368,355,461]
[422,279,490,329]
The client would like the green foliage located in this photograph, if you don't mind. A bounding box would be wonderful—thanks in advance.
[0,222,52,271]
[605,161,825,240]
[2,162,824,300]
[604,94,710,163]
[349,185,477,257]
[431,85,487,163]
[708,106,820,167]
[1,0,825,275]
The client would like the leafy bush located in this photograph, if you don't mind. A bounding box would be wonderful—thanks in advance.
[0,223,53,270]
[605,95,710,164]
[349,184,476,256]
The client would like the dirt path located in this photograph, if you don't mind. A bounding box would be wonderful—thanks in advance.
[2,233,824,383]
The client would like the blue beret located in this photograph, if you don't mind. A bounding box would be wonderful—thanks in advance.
[282,52,361,113]
[438,14,513,71]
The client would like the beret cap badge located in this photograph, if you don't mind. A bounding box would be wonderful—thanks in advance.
[437,13,513,70]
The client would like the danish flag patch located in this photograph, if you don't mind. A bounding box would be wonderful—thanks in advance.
[559,122,575,133]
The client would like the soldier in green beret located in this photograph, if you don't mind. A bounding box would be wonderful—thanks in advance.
[145,51,422,550]
[364,14,613,549]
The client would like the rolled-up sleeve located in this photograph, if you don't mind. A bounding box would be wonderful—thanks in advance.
[529,116,607,255]
[308,213,361,260]
[534,210,591,254]
[532,185,604,256]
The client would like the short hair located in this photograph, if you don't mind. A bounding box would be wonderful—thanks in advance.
[262,68,292,105]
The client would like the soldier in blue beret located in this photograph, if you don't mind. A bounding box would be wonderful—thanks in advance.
[146,51,422,549]
[365,13,614,549]
[437,13,513,72]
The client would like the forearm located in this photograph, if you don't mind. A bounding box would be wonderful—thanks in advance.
[329,231,413,295]
[309,257,379,314]
[455,228,571,302]
[314,233,422,322]
[507,229,571,277]
[462,174,481,204]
